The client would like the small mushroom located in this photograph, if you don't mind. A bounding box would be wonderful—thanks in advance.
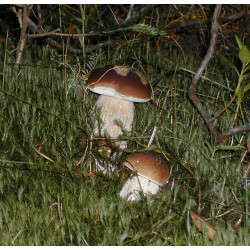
[119,152,170,202]
[86,65,153,174]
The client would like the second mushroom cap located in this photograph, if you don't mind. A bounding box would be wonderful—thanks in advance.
[123,152,170,185]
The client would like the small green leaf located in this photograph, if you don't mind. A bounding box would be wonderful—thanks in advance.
[239,45,250,67]
[243,83,250,93]
[235,35,243,50]
[132,24,167,36]
[215,145,246,151]
[236,85,243,101]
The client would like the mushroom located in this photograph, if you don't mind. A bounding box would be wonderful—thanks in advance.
[119,152,170,202]
[86,65,153,174]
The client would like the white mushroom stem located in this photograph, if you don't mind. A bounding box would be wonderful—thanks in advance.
[119,174,161,202]
[94,95,134,150]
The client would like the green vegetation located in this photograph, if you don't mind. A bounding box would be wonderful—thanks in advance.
[0,4,249,246]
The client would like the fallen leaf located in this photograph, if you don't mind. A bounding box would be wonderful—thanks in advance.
[190,210,217,241]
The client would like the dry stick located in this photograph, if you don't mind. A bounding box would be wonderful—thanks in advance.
[26,8,249,39]
[188,5,222,142]
[169,9,250,32]
[45,33,112,54]
[34,146,55,163]
[64,28,71,93]
[18,4,154,55]
[221,124,250,140]
[15,7,23,28]
[120,4,155,27]
[146,126,157,148]
[16,6,113,55]
[57,195,63,226]
[189,5,250,143]
[15,4,34,64]
[36,4,42,30]
[211,93,237,121]
[27,30,85,38]
[124,4,134,22]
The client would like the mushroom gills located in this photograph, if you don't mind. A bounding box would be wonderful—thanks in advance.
[119,174,161,202]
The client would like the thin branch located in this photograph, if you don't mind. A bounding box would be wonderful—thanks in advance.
[120,4,155,27]
[26,8,249,40]
[124,4,134,22]
[27,28,61,37]
[11,5,113,56]
[211,93,237,121]
[34,146,55,163]
[169,9,250,32]
[57,195,63,226]
[221,124,250,140]
[188,5,250,143]
[64,28,73,92]
[13,4,34,64]
[189,5,222,142]
[36,4,42,30]
[26,12,114,54]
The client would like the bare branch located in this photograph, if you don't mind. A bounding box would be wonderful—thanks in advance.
[188,5,249,143]
[15,4,34,64]
[124,4,134,22]
[27,28,61,38]
[26,12,114,55]
[169,9,250,32]
[120,4,155,27]
[211,93,237,121]
[221,124,250,140]
[36,4,42,30]
[189,5,222,142]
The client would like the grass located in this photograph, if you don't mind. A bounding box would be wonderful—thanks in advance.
[0,35,249,246]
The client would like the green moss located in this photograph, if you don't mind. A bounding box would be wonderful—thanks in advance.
[0,27,249,245]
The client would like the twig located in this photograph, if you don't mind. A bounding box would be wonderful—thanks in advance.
[46,34,113,54]
[27,29,61,38]
[57,195,63,226]
[211,93,237,121]
[168,9,250,32]
[27,30,87,38]
[188,5,250,143]
[76,144,88,167]
[221,124,250,140]
[36,4,42,30]
[64,28,71,93]
[235,214,243,228]
[12,4,34,64]
[188,5,222,142]
[11,229,23,245]
[147,126,157,148]
[12,7,23,28]
[125,4,134,22]
[180,67,233,91]
[13,5,114,55]
[120,4,155,27]
[216,209,234,218]
[34,146,55,163]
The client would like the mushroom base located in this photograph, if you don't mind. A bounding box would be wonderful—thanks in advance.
[119,175,161,202]
[94,95,134,150]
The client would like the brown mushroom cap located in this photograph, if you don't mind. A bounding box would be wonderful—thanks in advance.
[122,152,170,185]
[86,65,153,102]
